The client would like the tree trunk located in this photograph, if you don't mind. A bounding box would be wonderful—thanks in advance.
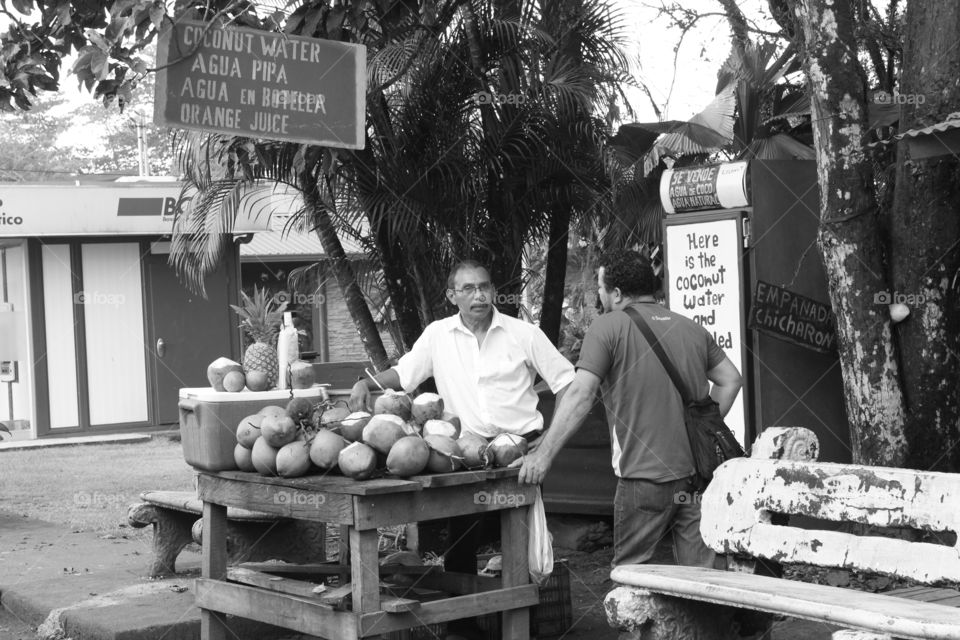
[539,201,571,345]
[347,145,425,353]
[301,175,390,372]
[889,2,960,471]
[788,0,907,465]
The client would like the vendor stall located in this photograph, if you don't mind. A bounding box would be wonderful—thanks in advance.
[196,468,538,640]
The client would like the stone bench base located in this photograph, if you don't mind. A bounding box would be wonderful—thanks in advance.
[127,491,326,577]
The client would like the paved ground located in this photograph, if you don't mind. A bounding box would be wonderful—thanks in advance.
[0,507,843,640]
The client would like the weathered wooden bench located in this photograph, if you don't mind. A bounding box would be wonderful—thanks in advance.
[605,430,960,640]
[127,490,326,578]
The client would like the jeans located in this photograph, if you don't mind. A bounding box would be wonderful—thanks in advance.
[613,475,716,568]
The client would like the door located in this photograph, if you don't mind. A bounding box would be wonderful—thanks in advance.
[144,244,239,425]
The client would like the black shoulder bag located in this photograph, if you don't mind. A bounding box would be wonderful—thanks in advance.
[624,306,744,488]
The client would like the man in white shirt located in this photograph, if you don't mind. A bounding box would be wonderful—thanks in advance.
[349,259,575,438]
[349,260,573,638]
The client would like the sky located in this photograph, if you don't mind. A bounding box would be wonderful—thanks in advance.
[11,1,777,160]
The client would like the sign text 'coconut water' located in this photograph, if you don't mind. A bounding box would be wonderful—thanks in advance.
[154,21,366,148]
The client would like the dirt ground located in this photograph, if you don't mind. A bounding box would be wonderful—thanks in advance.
[553,545,619,640]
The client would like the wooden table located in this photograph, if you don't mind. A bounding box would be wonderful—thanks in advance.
[195,467,539,640]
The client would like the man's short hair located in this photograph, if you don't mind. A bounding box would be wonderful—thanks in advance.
[447,259,490,290]
[598,250,659,297]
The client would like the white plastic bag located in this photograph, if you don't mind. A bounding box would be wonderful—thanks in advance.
[527,487,554,585]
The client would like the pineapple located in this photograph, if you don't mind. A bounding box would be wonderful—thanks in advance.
[230,286,287,389]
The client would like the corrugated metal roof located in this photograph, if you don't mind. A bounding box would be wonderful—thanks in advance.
[239,189,365,261]
[241,217,365,260]
[866,112,960,150]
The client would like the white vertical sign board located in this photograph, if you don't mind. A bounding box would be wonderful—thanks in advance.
[665,218,746,446]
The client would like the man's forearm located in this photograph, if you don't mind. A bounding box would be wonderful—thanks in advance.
[358,368,402,393]
[536,384,595,459]
[711,383,740,417]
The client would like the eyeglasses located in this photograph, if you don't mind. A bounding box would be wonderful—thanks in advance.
[450,283,494,296]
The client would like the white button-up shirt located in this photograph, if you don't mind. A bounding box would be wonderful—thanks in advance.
[393,308,575,438]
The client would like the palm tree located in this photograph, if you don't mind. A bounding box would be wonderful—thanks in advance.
[168,0,634,360]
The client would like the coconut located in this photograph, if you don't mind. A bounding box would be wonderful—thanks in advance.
[286,397,314,423]
[423,434,464,473]
[441,411,462,431]
[234,442,256,471]
[236,414,263,448]
[487,433,528,467]
[261,414,298,448]
[223,370,246,392]
[276,440,313,477]
[374,389,413,420]
[289,360,316,389]
[458,432,491,469]
[411,393,444,425]
[422,419,460,440]
[386,436,431,477]
[339,411,372,442]
[362,414,407,455]
[316,405,352,431]
[245,369,271,392]
[251,437,280,475]
[258,405,287,419]
[309,429,347,471]
[339,442,378,480]
[207,357,243,392]
[402,421,421,436]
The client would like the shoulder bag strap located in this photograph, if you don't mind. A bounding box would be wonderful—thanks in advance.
[623,306,691,404]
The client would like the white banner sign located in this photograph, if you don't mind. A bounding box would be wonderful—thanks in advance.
[665,217,746,446]
[0,184,271,237]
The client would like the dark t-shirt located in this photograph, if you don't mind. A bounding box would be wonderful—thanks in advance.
[576,302,726,481]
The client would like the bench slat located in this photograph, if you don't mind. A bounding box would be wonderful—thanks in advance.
[610,565,960,640]
[140,490,280,521]
[701,458,960,584]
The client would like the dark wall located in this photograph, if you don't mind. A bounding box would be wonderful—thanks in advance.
[748,160,851,463]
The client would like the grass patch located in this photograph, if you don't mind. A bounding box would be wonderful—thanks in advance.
[0,438,196,536]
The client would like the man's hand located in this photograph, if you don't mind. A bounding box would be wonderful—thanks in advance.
[512,449,552,485]
[348,381,371,412]
[526,432,545,454]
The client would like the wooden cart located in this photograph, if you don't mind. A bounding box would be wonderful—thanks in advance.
[195,468,539,640]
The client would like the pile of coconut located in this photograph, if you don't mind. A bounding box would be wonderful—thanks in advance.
[232,390,528,480]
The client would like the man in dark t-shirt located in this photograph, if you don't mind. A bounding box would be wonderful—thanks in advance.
[516,250,742,567]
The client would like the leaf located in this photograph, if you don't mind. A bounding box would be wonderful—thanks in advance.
[86,30,111,53]
[10,0,33,15]
[148,4,165,29]
[90,50,109,80]
[56,0,72,27]
[105,15,134,43]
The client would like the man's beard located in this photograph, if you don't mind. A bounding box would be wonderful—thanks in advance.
[595,293,605,315]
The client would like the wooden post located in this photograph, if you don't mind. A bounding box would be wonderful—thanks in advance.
[201,501,229,640]
[350,527,381,614]
[500,506,530,640]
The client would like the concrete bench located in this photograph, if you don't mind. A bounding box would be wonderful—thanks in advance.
[127,490,326,578]
[604,429,960,640]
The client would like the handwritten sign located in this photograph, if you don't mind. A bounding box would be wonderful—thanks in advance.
[665,218,746,445]
[154,20,366,148]
[749,281,836,353]
[660,161,750,213]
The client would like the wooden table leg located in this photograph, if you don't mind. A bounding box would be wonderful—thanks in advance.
[349,527,381,614]
[501,506,530,640]
[201,502,229,640]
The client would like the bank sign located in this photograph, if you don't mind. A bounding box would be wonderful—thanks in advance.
[155,20,366,148]
[0,184,271,236]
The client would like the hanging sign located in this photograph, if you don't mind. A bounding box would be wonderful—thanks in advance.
[749,281,836,353]
[660,161,750,213]
[155,20,366,148]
